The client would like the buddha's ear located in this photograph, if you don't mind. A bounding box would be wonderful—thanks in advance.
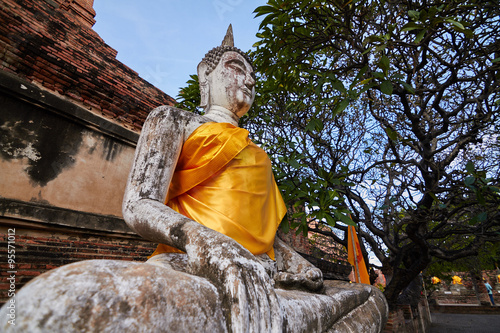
[197,62,209,109]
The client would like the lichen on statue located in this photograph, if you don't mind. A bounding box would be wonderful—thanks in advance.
[0,25,388,333]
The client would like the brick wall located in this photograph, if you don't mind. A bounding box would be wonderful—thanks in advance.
[0,0,175,132]
[277,228,351,280]
[278,221,348,264]
[57,0,96,27]
[0,225,157,305]
[277,229,313,254]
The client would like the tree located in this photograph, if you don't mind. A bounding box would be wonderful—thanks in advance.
[248,0,500,307]
[177,0,500,308]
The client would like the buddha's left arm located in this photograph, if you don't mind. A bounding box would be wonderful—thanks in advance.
[273,237,324,292]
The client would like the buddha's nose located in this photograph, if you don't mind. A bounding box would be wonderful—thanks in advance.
[245,72,256,89]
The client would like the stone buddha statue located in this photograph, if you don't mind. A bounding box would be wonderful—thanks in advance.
[122,25,326,329]
[0,26,388,333]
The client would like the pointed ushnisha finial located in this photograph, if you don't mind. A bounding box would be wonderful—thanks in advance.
[221,24,234,47]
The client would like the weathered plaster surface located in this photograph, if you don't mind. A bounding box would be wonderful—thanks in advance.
[0,92,135,217]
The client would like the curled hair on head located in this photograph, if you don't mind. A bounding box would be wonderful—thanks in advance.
[198,24,255,109]
[201,46,254,76]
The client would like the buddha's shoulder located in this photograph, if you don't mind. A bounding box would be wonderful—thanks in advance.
[146,105,200,121]
[145,105,208,127]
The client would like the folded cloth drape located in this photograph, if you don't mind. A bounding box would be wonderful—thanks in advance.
[150,122,287,260]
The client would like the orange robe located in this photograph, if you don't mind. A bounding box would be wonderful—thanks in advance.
[151,122,287,259]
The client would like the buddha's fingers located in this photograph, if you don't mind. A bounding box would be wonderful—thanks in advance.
[224,256,283,332]
[275,267,324,292]
[185,229,282,331]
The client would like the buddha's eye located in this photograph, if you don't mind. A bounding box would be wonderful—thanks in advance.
[226,60,247,75]
[231,65,245,75]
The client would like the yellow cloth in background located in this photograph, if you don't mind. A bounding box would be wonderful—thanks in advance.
[348,225,370,284]
[151,122,287,260]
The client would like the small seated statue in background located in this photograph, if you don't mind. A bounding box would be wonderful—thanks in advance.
[0,26,388,333]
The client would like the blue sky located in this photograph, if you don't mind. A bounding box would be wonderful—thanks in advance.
[93,0,267,99]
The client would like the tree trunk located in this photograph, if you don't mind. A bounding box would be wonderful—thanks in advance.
[383,249,430,307]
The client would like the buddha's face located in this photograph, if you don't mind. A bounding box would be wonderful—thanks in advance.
[207,51,255,117]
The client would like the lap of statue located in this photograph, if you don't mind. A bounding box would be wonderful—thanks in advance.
[1,254,387,333]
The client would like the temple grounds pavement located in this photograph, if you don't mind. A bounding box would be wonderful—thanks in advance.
[429,313,500,332]
[429,305,500,332]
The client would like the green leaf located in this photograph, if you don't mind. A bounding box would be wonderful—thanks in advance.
[401,22,422,32]
[466,161,475,173]
[414,29,426,43]
[489,186,500,193]
[258,12,280,30]
[280,215,290,233]
[477,212,487,222]
[254,5,277,18]
[379,55,390,76]
[363,35,385,45]
[385,127,398,141]
[429,192,440,202]
[358,77,374,86]
[331,79,347,93]
[380,80,393,95]
[374,44,387,52]
[305,118,324,132]
[334,98,350,114]
[445,19,465,30]
[289,159,301,169]
[477,192,486,206]
[325,214,336,227]
[464,176,475,187]
[334,211,356,226]
[401,82,415,94]
[408,10,420,20]
[471,212,488,224]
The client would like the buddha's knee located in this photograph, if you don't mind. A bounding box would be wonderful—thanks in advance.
[0,259,226,333]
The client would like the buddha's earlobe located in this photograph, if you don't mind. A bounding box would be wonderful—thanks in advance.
[197,62,209,109]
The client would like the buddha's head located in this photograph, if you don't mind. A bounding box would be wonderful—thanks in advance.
[198,25,256,118]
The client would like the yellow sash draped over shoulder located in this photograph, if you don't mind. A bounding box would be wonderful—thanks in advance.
[150,122,287,260]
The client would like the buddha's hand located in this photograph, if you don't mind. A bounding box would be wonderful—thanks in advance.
[184,225,282,331]
[274,267,324,292]
[273,237,324,292]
